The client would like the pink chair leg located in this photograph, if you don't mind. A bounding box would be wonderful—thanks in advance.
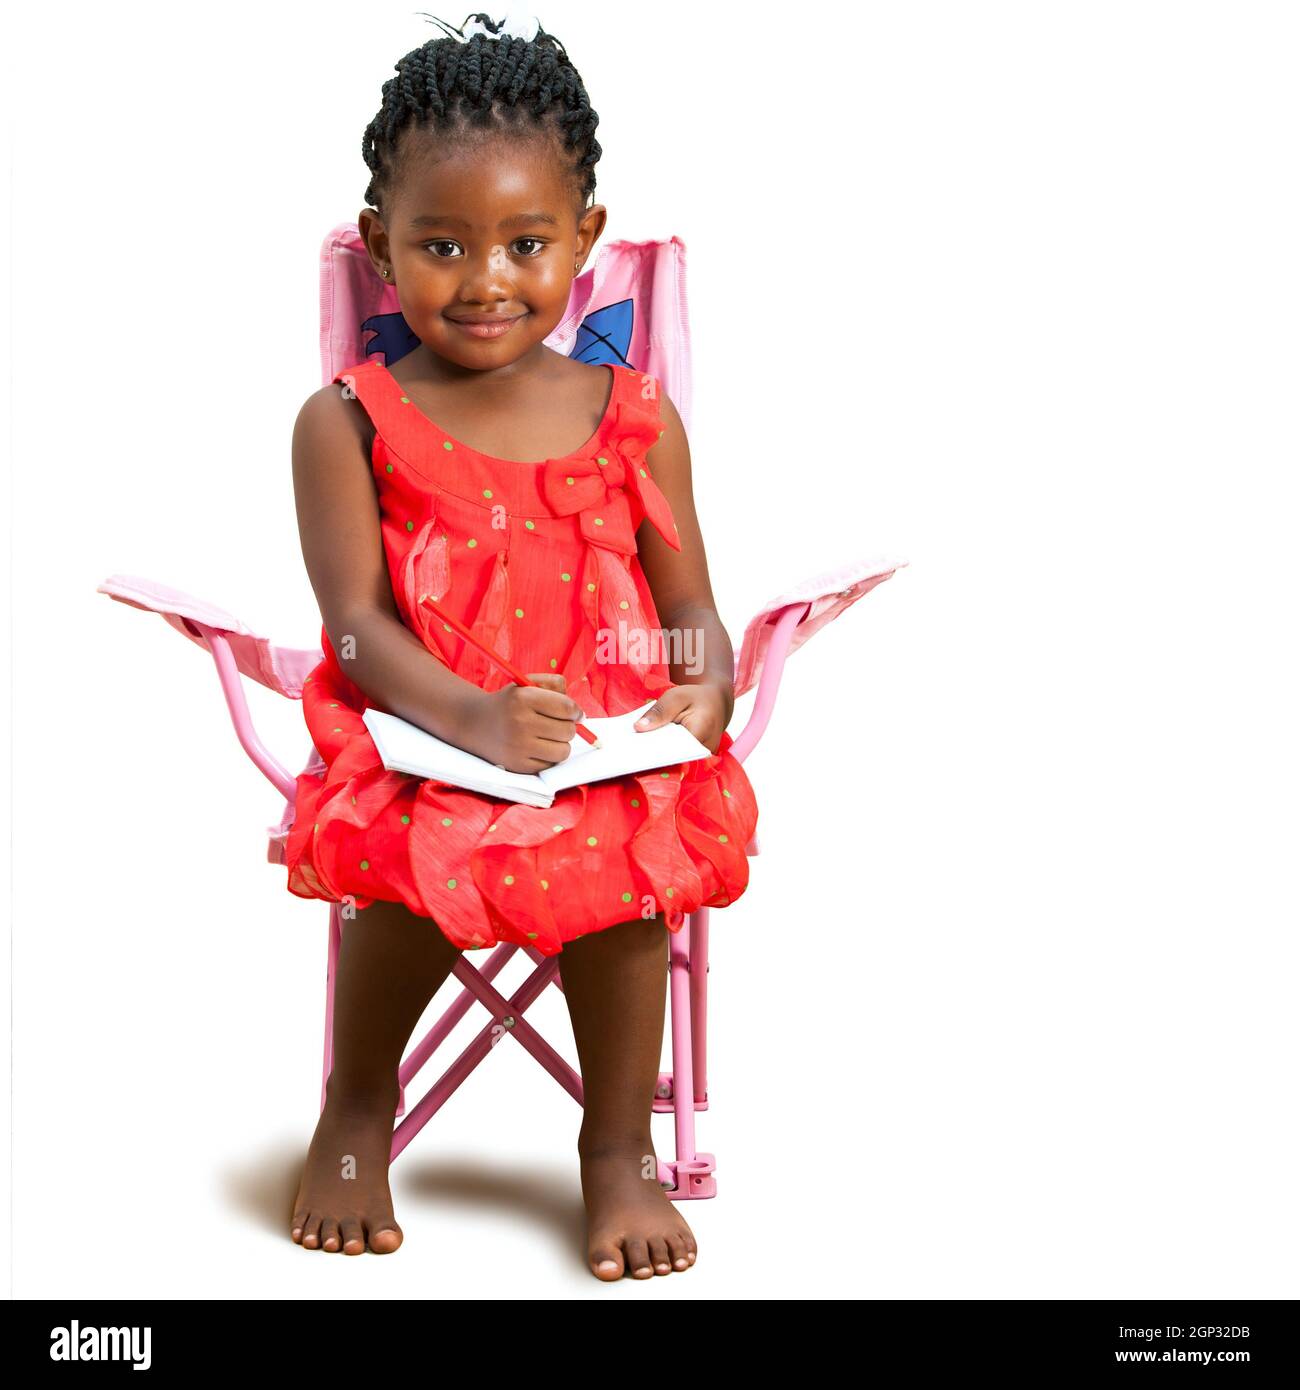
[658,913,716,1198]
[690,906,710,1105]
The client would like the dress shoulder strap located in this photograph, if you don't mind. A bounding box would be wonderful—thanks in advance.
[331,356,430,463]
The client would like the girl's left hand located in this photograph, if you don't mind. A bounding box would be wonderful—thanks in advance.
[633,682,731,754]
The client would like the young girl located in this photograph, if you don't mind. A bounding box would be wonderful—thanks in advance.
[283,12,759,1279]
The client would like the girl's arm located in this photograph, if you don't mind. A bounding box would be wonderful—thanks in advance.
[292,384,485,743]
[292,385,585,774]
[634,390,737,741]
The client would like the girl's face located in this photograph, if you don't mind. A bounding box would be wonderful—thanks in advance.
[360,130,606,373]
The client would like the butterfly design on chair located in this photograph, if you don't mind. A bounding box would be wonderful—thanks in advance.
[357,296,636,370]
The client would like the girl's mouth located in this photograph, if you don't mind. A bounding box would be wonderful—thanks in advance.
[446,313,527,339]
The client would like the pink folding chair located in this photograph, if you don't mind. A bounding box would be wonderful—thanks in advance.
[98,225,907,1199]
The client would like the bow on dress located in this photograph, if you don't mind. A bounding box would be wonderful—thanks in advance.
[537,394,683,704]
[539,395,682,555]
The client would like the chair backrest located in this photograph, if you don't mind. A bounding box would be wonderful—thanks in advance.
[318,224,694,432]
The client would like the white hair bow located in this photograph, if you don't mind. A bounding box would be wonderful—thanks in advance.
[459,11,542,42]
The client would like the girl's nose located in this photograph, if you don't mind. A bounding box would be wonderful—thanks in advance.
[458,243,515,302]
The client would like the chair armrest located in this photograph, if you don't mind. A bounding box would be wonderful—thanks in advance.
[727,603,808,765]
[726,555,908,763]
[97,573,317,800]
[97,572,320,698]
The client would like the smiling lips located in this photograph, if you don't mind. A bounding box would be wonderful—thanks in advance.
[446,312,526,339]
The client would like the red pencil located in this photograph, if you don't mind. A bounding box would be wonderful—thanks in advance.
[419,592,601,748]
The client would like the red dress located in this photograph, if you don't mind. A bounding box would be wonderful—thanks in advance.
[283,358,759,955]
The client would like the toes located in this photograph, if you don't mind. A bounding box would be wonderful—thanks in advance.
[290,1208,309,1244]
[624,1238,653,1279]
[648,1237,672,1276]
[589,1241,624,1281]
[298,1211,400,1254]
[301,1213,323,1250]
[666,1232,691,1271]
[368,1220,403,1254]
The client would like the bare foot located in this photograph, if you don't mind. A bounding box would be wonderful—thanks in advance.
[579,1139,698,1280]
[291,1079,403,1255]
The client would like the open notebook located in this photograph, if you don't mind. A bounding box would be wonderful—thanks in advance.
[361,699,713,809]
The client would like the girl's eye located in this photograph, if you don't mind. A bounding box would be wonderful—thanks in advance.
[423,238,547,258]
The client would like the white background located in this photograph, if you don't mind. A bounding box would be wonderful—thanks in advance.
[3,1,1297,1299]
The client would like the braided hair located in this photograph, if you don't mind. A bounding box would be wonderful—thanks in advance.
[361,12,602,222]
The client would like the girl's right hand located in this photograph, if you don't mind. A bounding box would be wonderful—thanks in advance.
[462,673,583,774]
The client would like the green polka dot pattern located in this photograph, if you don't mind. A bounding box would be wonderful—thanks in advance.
[282,358,758,956]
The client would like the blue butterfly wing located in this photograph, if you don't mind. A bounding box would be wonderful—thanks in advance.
[571,299,634,368]
[359,311,421,365]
